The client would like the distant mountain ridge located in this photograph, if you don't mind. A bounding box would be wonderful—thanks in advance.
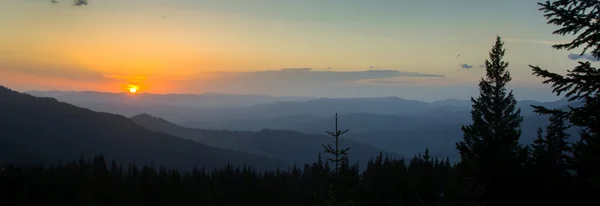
[22,89,579,161]
[130,114,403,167]
[26,90,315,108]
[0,86,288,171]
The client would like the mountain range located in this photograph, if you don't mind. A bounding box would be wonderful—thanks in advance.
[131,114,402,168]
[26,90,314,108]
[0,86,289,171]
[24,90,581,160]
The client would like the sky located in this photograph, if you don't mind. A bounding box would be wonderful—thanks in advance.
[0,0,595,101]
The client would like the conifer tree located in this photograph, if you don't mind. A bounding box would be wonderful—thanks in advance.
[321,113,357,206]
[529,112,572,205]
[455,36,526,205]
[322,113,350,176]
[530,1,600,204]
[530,113,571,172]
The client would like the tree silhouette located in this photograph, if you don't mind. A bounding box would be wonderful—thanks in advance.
[323,113,350,176]
[321,113,357,206]
[531,113,572,170]
[530,1,600,204]
[455,36,527,206]
[529,112,572,205]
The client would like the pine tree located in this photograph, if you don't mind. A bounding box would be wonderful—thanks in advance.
[531,113,571,171]
[530,112,572,205]
[530,1,600,204]
[455,36,526,205]
[321,113,356,206]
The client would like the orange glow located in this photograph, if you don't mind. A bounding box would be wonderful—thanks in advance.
[127,85,139,94]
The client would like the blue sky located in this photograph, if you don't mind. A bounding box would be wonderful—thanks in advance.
[0,0,593,101]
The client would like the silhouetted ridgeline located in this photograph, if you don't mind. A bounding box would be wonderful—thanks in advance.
[0,86,287,171]
[130,114,403,168]
[28,89,579,160]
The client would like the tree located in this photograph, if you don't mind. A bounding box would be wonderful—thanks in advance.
[455,36,527,205]
[322,113,350,176]
[530,113,571,171]
[529,112,572,205]
[321,113,357,206]
[530,1,600,204]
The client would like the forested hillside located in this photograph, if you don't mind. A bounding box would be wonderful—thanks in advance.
[131,114,403,167]
[0,86,287,171]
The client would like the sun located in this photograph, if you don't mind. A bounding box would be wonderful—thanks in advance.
[127,85,139,94]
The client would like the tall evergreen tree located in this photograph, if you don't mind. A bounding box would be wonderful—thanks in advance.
[321,113,357,206]
[322,113,350,176]
[455,36,526,205]
[529,112,572,205]
[530,1,600,204]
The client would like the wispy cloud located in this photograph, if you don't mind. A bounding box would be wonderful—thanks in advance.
[280,68,312,71]
[104,75,148,83]
[567,53,600,62]
[460,64,473,69]
[0,64,107,82]
[504,38,569,46]
[213,69,445,82]
[175,69,446,94]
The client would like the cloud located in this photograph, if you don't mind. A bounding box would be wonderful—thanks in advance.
[479,64,485,68]
[175,68,446,94]
[280,68,312,71]
[0,62,151,84]
[217,69,445,84]
[504,38,569,46]
[567,53,600,62]
[104,75,147,83]
[0,64,108,82]
[460,64,473,69]
[0,59,152,86]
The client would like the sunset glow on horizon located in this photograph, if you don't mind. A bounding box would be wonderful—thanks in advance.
[128,85,139,94]
[0,0,585,101]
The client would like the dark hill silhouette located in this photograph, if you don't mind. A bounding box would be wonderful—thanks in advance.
[130,114,403,167]
[0,86,287,171]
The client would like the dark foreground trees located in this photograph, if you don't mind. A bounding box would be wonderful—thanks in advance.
[0,152,453,206]
[452,36,527,206]
[530,0,600,205]
[0,113,453,206]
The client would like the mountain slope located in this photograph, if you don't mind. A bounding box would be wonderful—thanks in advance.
[0,86,287,171]
[130,114,403,167]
